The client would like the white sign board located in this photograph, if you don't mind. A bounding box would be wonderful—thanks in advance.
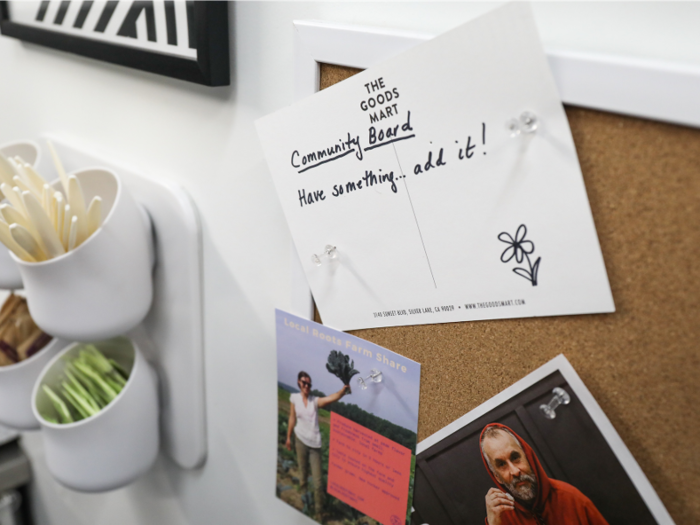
[256,3,614,331]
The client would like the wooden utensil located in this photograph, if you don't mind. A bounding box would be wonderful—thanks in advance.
[86,196,102,236]
[22,191,65,258]
[47,141,71,195]
[10,223,46,261]
[67,176,89,245]
[0,221,35,262]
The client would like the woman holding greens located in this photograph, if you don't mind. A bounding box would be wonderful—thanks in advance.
[285,371,349,520]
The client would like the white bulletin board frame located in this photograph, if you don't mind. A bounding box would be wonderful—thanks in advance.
[290,19,700,321]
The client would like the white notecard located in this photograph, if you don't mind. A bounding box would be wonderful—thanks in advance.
[256,3,614,331]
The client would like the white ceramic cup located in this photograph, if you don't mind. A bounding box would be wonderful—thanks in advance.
[33,336,159,493]
[0,337,67,430]
[13,168,154,341]
[0,140,42,290]
[0,141,40,167]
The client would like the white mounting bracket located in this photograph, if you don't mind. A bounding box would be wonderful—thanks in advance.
[38,136,206,470]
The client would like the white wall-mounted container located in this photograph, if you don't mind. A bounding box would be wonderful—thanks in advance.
[38,137,207,471]
[33,336,159,493]
[13,168,154,341]
[0,337,67,430]
[0,140,42,290]
[0,140,41,167]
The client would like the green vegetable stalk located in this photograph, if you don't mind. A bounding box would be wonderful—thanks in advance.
[40,345,130,424]
[325,350,360,394]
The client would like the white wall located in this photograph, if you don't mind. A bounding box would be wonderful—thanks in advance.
[1,2,698,524]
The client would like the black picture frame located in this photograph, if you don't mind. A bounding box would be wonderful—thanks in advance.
[0,1,229,86]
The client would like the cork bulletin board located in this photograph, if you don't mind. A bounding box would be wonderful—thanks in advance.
[316,63,700,524]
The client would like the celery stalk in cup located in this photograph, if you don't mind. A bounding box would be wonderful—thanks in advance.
[38,344,130,424]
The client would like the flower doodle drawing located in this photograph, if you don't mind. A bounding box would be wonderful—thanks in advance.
[498,224,541,286]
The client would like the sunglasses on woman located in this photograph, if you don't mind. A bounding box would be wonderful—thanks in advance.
[300,380,312,387]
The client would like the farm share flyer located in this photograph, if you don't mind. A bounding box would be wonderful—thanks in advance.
[275,310,421,525]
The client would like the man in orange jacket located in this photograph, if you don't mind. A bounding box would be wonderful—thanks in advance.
[480,423,610,525]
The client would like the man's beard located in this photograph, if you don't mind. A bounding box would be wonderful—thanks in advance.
[503,473,537,502]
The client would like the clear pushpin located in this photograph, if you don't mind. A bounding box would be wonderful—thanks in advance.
[519,111,538,134]
[312,245,338,266]
[506,118,521,137]
[357,369,383,390]
[539,387,570,419]
[507,111,538,137]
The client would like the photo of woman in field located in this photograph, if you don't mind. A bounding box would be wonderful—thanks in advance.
[285,371,349,521]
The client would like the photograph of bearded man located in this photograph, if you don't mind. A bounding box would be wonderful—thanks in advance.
[480,423,609,525]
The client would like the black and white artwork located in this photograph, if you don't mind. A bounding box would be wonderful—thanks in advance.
[0,1,229,86]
